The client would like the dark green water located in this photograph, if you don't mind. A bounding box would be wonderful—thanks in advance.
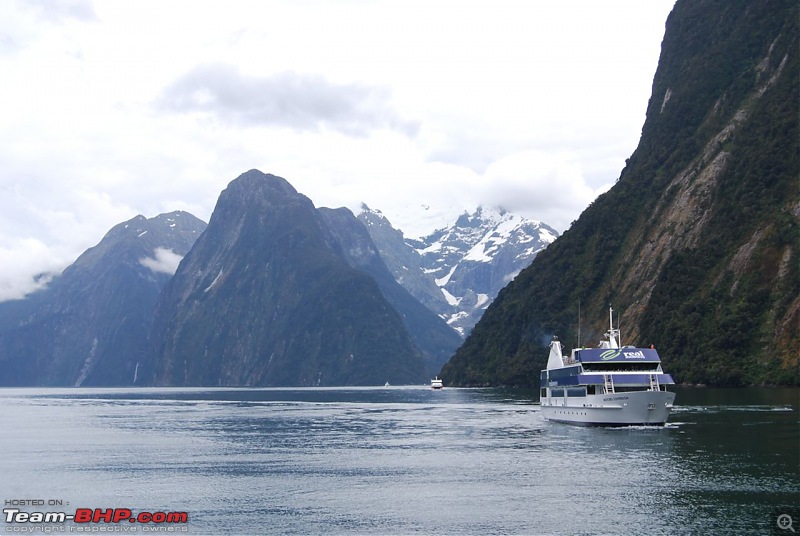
[0,386,797,534]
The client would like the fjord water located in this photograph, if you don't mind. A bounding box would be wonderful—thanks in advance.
[1,387,797,535]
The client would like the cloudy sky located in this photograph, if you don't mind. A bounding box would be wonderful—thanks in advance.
[0,0,675,301]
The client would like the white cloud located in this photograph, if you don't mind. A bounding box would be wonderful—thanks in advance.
[480,150,611,231]
[139,247,184,276]
[0,177,140,301]
[158,63,419,137]
[0,238,58,301]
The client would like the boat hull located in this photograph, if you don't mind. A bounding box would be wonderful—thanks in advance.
[540,390,676,426]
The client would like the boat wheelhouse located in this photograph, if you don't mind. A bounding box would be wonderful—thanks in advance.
[540,308,676,426]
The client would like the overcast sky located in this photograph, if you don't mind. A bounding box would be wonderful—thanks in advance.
[0,0,675,301]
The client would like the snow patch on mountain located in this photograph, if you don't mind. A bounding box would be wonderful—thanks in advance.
[204,269,224,293]
[357,203,559,337]
[410,206,558,334]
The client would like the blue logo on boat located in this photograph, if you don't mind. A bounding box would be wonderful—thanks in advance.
[600,349,622,360]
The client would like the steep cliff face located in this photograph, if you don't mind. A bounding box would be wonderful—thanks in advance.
[318,207,462,375]
[148,170,427,386]
[442,0,799,386]
[0,211,206,386]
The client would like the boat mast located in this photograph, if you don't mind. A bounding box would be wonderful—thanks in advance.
[607,306,621,348]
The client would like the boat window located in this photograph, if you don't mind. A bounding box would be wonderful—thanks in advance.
[551,389,564,397]
[567,387,585,397]
[615,386,658,393]
[548,366,582,380]
[582,362,660,372]
[587,385,596,395]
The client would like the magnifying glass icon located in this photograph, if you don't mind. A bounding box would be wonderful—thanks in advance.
[778,514,796,532]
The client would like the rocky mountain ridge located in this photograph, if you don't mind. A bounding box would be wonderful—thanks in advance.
[359,205,558,335]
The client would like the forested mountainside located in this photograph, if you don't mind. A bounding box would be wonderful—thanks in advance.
[442,0,799,387]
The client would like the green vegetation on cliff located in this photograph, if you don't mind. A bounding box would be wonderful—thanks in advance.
[442,0,799,387]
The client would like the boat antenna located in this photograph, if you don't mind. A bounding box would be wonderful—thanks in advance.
[577,299,581,348]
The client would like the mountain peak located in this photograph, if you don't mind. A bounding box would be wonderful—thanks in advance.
[73,212,206,274]
[224,169,302,203]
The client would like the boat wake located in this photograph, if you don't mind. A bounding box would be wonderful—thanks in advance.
[671,405,795,414]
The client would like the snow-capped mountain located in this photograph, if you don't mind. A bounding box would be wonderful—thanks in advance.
[357,204,452,319]
[358,205,558,336]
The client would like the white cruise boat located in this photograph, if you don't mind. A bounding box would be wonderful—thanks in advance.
[540,308,676,426]
[431,377,443,389]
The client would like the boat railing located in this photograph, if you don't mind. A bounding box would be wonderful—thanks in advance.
[582,363,662,373]
[603,374,615,394]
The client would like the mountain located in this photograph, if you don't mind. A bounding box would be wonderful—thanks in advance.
[147,170,429,386]
[317,207,462,375]
[0,211,206,386]
[357,204,452,318]
[359,205,558,336]
[442,0,799,387]
[412,206,558,334]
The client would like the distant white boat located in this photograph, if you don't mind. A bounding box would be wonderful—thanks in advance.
[431,377,443,389]
[385,381,390,387]
[540,307,676,426]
